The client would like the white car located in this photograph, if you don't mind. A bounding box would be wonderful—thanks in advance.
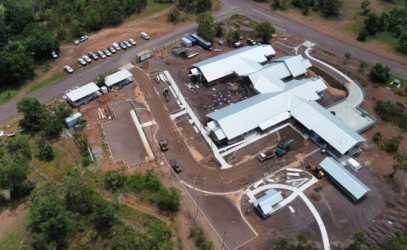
[124,40,132,48]
[77,58,87,66]
[64,65,74,73]
[79,35,88,42]
[108,46,116,54]
[112,42,121,51]
[103,49,112,57]
[140,32,150,40]
[74,40,80,45]
[82,55,92,63]
[97,50,106,59]
[51,51,58,59]
[129,38,136,46]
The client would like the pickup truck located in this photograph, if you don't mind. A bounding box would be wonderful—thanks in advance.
[258,150,275,162]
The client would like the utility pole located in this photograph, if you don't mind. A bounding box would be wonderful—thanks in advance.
[222,231,227,250]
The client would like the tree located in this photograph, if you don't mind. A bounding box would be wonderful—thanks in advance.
[215,22,224,37]
[178,0,195,12]
[93,195,115,228]
[364,13,380,36]
[167,9,180,23]
[256,22,275,44]
[344,52,351,62]
[348,230,368,250]
[5,135,32,161]
[29,183,79,249]
[272,0,290,10]
[0,41,35,87]
[36,137,54,161]
[361,0,370,16]
[390,152,407,178]
[369,63,391,84]
[17,97,47,132]
[23,23,59,59]
[196,13,216,42]
[52,102,73,122]
[196,0,212,13]
[359,61,368,72]
[357,29,369,41]
[226,30,240,44]
[104,171,126,191]
[399,28,407,54]
[320,0,342,17]
[42,112,64,137]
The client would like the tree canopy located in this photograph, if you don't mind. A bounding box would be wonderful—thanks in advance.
[196,13,216,42]
[256,22,276,44]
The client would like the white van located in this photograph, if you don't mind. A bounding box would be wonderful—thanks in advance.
[140,32,150,40]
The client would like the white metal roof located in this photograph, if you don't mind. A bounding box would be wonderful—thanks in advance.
[258,111,290,130]
[248,55,313,94]
[319,157,370,200]
[192,45,275,82]
[207,78,326,140]
[291,101,365,154]
[66,82,100,102]
[254,189,283,215]
[105,69,132,87]
[274,55,312,77]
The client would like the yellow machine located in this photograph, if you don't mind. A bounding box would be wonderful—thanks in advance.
[306,163,325,179]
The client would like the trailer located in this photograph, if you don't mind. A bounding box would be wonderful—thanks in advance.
[136,49,153,62]
[191,33,212,50]
[185,34,197,45]
[181,37,192,48]
[258,149,275,162]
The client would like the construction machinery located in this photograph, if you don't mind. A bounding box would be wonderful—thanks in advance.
[258,149,275,162]
[306,162,325,179]
[275,139,294,157]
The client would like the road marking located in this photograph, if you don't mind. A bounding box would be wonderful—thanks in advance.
[251,9,281,23]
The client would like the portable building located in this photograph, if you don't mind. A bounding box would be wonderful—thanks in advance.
[346,158,362,172]
[254,189,283,217]
[136,49,153,62]
[191,33,212,50]
[105,69,133,88]
[181,37,192,48]
[65,82,100,107]
[65,112,83,128]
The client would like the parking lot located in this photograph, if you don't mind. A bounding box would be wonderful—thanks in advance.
[102,100,148,166]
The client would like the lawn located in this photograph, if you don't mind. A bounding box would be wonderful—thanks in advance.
[0,233,29,250]
[0,85,23,105]
[28,72,65,93]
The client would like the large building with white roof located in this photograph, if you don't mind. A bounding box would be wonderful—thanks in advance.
[65,82,101,107]
[190,45,275,84]
[198,47,366,157]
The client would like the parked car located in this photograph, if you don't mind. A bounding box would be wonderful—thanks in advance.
[129,38,136,46]
[51,51,58,59]
[124,40,132,48]
[77,58,87,66]
[233,41,243,48]
[82,55,92,63]
[97,50,106,59]
[64,65,74,73]
[103,49,112,57]
[119,42,127,50]
[112,42,121,51]
[74,40,80,45]
[246,38,257,46]
[170,160,181,173]
[88,52,99,60]
[159,139,168,151]
[79,35,88,42]
[140,32,150,40]
[108,46,116,54]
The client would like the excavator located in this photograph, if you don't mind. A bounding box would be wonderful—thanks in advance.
[275,139,294,157]
[306,163,325,179]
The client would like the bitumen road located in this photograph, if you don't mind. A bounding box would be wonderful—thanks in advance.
[0,0,406,123]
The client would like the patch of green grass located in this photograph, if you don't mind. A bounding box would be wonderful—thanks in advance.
[377,32,400,51]
[28,72,65,93]
[0,233,29,250]
[132,0,173,20]
[32,147,79,180]
[0,85,23,105]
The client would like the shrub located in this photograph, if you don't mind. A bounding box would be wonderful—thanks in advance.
[369,63,391,84]
[189,227,213,250]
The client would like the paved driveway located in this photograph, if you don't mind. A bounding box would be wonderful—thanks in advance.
[103,101,147,166]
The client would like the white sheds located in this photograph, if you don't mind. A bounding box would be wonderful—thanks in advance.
[65,112,83,128]
[192,45,275,82]
[254,189,283,217]
[105,69,133,88]
[291,101,365,155]
[319,157,370,201]
[65,82,100,107]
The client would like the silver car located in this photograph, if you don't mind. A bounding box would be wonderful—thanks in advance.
[97,50,106,59]
[64,65,74,73]
[103,49,112,57]
[82,55,92,63]
[124,40,132,48]
[77,58,87,66]
[108,46,116,54]
[129,38,136,46]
